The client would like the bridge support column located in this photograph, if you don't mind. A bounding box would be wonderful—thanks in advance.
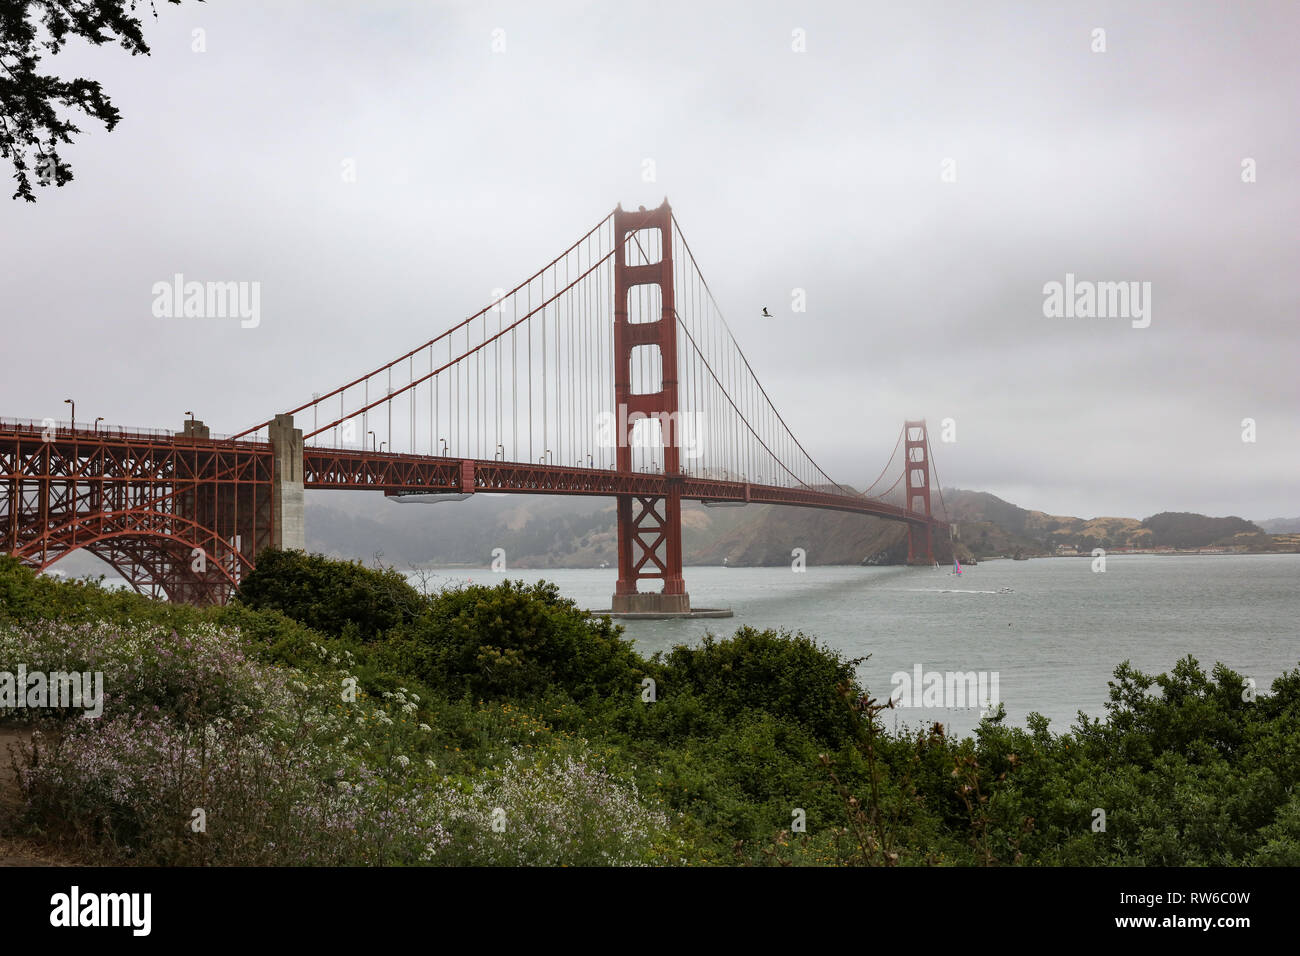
[609,200,691,615]
[904,419,935,566]
[172,418,220,604]
[907,524,934,566]
[613,486,690,615]
[269,413,305,551]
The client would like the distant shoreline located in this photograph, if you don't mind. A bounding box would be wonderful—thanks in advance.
[400,552,1300,572]
[980,549,1298,560]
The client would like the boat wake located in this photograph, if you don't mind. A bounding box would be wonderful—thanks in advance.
[899,588,1004,595]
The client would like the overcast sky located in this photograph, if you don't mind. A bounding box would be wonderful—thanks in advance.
[2,0,1296,520]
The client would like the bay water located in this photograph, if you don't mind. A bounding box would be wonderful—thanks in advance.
[414,554,1300,737]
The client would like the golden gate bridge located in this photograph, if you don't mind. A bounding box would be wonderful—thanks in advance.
[0,201,951,613]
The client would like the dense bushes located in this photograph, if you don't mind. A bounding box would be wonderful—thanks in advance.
[956,656,1300,866]
[0,571,675,865]
[235,549,422,640]
[2,551,1298,866]
[380,579,645,702]
[651,628,861,747]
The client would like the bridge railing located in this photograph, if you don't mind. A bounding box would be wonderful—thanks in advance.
[0,417,264,447]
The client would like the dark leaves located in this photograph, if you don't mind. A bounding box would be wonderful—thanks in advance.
[0,0,188,200]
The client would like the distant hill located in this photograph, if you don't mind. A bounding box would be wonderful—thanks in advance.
[943,491,1286,556]
[47,486,1290,582]
[1140,512,1264,550]
[1258,517,1300,534]
[295,488,1292,570]
[682,503,953,567]
[297,490,960,571]
[303,493,620,569]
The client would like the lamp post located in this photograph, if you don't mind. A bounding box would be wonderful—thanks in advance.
[63,398,74,431]
[94,416,104,436]
[368,431,376,452]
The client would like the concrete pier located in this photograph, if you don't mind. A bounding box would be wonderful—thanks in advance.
[611,590,692,615]
[592,605,733,620]
[268,413,305,551]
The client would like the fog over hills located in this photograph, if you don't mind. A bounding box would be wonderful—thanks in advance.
[1258,517,1300,534]
[47,487,1293,582]
[295,488,1291,571]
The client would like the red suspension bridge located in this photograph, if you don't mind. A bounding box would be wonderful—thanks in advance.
[0,201,952,612]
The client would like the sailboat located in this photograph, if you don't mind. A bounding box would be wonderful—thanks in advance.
[950,557,962,576]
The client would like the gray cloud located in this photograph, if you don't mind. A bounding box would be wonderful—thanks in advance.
[2,0,1295,520]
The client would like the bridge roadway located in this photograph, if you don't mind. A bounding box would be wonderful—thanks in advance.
[1,419,946,606]
[307,447,936,528]
[0,421,940,529]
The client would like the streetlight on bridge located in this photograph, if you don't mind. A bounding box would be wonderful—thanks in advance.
[63,398,74,431]
[94,416,104,436]
[368,430,376,452]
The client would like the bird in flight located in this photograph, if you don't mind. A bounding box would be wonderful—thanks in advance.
[761,307,773,317]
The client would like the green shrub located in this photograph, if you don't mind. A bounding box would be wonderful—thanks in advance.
[382,579,646,703]
[652,627,861,747]
[234,549,422,640]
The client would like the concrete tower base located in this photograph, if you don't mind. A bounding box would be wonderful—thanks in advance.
[610,591,692,615]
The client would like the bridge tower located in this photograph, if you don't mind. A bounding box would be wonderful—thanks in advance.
[904,419,935,565]
[610,200,690,615]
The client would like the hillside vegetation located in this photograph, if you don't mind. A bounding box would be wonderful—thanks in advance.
[946,492,1284,558]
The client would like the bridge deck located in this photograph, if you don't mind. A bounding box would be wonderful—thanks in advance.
[0,423,939,529]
